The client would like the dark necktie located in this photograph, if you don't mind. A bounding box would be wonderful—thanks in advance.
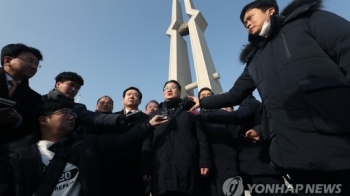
[8,80,18,98]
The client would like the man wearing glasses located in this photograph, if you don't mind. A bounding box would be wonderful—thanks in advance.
[95,95,114,114]
[0,43,43,145]
[0,98,168,196]
[74,95,115,135]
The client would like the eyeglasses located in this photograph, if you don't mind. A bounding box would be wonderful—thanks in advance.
[46,110,77,118]
[163,86,178,91]
[16,57,41,68]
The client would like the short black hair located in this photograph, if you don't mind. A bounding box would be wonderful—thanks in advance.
[55,71,84,86]
[33,98,74,121]
[123,87,143,101]
[96,95,114,105]
[240,0,279,23]
[198,87,214,98]
[1,43,43,66]
[145,100,159,110]
[163,80,181,91]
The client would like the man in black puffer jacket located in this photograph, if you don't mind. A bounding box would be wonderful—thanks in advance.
[189,0,350,195]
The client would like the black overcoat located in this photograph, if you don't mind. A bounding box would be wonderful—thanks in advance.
[142,99,211,196]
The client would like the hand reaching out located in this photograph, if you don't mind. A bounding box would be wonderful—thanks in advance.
[149,115,169,127]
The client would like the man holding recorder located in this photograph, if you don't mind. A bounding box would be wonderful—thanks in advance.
[0,43,43,145]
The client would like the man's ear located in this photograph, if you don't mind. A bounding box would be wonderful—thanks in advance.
[4,56,14,63]
[3,56,12,65]
[268,7,275,16]
[55,82,61,88]
[38,116,48,126]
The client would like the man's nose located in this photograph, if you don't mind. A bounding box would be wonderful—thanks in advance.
[245,22,251,29]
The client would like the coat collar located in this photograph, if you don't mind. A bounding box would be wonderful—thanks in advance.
[239,0,323,64]
[47,88,74,102]
[239,15,284,64]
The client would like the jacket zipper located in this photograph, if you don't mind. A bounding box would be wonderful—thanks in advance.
[281,34,291,58]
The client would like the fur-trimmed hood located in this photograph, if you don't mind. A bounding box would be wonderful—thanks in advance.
[239,0,323,63]
[281,0,323,17]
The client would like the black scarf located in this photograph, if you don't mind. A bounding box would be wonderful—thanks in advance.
[163,98,182,108]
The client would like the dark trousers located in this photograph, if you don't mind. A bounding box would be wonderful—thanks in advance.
[288,171,350,196]
[242,174,286,196]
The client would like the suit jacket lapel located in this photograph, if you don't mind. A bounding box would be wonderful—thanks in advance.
[0,68,10,99]
[11,80,29,101]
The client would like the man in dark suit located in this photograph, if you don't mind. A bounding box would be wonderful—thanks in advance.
[0,43,43,144]
[107,86,149,196]
[95,95,114,114]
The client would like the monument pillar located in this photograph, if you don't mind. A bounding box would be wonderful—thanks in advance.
[167,0,223,97]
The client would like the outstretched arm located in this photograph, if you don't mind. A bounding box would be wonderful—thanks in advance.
[99,115,168,157]
[188,68,256,111]
[200,96,261,125]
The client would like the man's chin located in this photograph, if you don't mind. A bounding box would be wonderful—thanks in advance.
[67,125,75,131]
[126,103,138,108]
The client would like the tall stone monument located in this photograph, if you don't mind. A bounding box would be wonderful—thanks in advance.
[167,0,223,97]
